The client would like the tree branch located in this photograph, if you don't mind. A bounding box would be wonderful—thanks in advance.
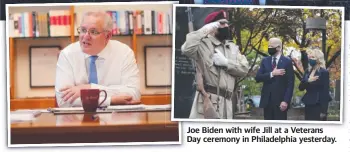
[291,34,301,46]
[252,46,268,57]
[236,32,266,87]
[242,9,270,55]
[301,22,308,47]
[242,28,255,55]
[326,44,333,57]
[251,9,275,39]
[246,47,254,55]
[326,50,341,68]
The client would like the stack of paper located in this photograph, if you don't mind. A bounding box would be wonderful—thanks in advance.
[49,107,84,112]
[107,104,145,111]
[107,104,171,111]
[15,109,49,113]
[46,104,172,114]
[144,104,171,110]
[10,110,42,123]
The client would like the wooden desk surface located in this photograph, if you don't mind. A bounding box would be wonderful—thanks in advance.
[11,111,179,145]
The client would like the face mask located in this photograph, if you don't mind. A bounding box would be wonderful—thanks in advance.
[215,27,230,41]
[309,59,317,67]
[268,47,278,56]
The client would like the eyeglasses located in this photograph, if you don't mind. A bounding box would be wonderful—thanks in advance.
[77,27,107,36]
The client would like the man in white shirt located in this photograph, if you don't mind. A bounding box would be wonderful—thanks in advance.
[55,11,141,107]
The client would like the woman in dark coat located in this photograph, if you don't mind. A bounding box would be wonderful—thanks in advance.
[298,48,332,121]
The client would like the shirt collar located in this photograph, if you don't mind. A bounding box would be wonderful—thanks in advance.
[272,52,282,60]
[208,35,222,46]
[83,41,110,60]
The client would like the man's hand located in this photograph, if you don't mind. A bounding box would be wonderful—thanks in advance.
[199,21,220,35]
[272,68,285,76]
[60,84,91,104]
[280,101,288,111]
[111,94,141,105]
[213,50,228,67]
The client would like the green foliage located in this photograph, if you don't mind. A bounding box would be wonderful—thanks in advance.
[241,75,306,98]
[293,78,306,97]
[225,7,341,98]
[241,77,262,96]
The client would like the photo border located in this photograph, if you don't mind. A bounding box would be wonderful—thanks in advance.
[171,4,345,125]
[6,1,182,148]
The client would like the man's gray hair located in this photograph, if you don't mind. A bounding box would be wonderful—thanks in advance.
[81,11,113,32]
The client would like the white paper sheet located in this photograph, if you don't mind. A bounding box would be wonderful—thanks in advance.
[47,104,171,113]
[49,107,84,111]
[15,109,50,113]
[144,104,171,110]
[106,104,145,110]
[10,111,42,122]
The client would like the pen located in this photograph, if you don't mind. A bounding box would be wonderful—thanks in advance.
[98,106,107,111]
[47,107,53,112]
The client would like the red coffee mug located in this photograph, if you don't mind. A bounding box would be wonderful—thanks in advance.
[80,89,107,112]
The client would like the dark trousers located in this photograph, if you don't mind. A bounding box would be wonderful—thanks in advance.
[305,103,327,121]
[263,101,287,120]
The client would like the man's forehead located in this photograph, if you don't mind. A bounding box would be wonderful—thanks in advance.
[81,16,104,29]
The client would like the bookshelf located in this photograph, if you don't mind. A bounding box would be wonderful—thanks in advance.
[8,4,173,108]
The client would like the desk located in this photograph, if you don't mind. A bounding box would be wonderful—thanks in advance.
[11,111,179,144]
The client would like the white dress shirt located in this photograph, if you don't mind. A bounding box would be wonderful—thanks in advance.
[55,40,141,107]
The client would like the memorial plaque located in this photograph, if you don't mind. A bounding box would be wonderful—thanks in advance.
[173,7,196,118]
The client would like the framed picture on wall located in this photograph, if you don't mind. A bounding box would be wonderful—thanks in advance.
[144,45,172,87]
[29,46,61,88]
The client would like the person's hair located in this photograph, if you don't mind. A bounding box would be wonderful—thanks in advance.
[81,11,113,32]
[269,37,282,51]
[306,48,326,71]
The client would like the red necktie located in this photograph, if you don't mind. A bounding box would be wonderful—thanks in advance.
[272,57,276,69]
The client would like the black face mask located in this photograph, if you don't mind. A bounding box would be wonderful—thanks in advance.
[215,27,230,41]
[268,47,278,56]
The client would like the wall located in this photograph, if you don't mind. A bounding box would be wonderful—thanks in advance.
[135,35,172,95]
[15,38,71,98]
[9,3,173,98]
